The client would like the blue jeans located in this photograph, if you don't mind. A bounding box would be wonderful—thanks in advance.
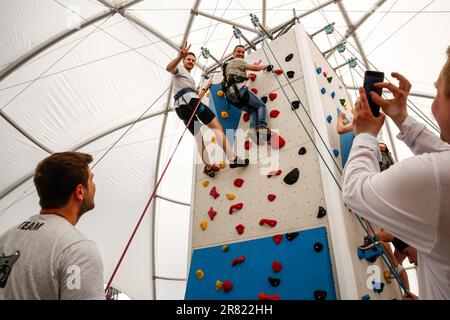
[230,87,267,129]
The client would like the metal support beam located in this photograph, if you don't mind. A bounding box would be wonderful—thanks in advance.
[194,10,257,34]
[155,194,190,207]
[182,0,203,46]
[153,275,187,281]
[262,0,267,28]
[311,22,335,37]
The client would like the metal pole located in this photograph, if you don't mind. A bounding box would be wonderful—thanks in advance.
[311,22,335,37]
[182,0,203,45]
[194,10,257,34]
[262,0,267,28]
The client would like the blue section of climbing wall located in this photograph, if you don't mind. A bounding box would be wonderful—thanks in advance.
[208,84,242,145]
[185,226,336,300]
[339,131,355,167]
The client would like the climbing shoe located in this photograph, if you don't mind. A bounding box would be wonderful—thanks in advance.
[256,126,272,145]
[359,236,380,251]
[203,166,215,178]
[230,157,249,168]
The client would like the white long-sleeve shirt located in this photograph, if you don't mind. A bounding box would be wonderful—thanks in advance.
[342,115,450,300]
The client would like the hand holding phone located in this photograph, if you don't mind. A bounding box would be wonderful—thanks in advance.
[363,71,384,117]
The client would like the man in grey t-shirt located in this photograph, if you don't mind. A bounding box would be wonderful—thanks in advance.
[0,152,105,300]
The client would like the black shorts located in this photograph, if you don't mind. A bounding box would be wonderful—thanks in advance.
[175,98,216,136]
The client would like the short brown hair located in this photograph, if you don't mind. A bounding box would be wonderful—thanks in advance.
[34,152,93,209]
[183,52,196,60]
[443,46,450,97]
[233,45,246,53]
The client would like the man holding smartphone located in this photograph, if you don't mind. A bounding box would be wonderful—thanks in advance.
[342,47,450,299]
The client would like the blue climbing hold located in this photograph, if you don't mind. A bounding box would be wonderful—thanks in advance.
[372,281,385,294]
[333,149,339,158]
[326,115,332,124]
[321,87,326,94]
[331,91,336,99]
[361,294,371,300]
[316,67,322,74]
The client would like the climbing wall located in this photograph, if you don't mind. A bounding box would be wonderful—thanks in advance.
[185,25,402,300]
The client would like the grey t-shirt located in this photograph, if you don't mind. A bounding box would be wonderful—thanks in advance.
[0,214,105,300]
[225,58,248,92]
[172,64,198,107]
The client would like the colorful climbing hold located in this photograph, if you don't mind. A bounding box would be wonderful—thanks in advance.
[333,148,339,158]
[314,242,324,252]
[229,202,244,214]
[327,76,333,83]
[235,224,245,235]
[243,112,250,122]
[268,277,281,287]
[258,293,280,300]
[384,270,393,284]
[361,294,371,300]
[269,109,280,118]
[251,87,258,94]
[223,280,233,293]
[273,234,283,245]
[314,290,327,300]
[267,194,277,202]
[210,186,220,199]
[217,90,225,97]
[269,92,278,101]
[234,178,244,188]
[200,220,208,231]
[274,69,283,75]
[266,64,274,72]
[271,134,286,149]
[343,118,349,125]
[219,161,226,169]
[221,245,229,252]
[323,71,328,77]
[283,168,299,185]
[331,91,336,99]
[196,269,204,280]
[211,164,221,172]
[267,169,282,178]
[326,115,333,124]
[286,71,295,79]
[291,100,300,110]
[215,280,223,291]
[202,180,209,188]
[221,111,229,119]
[372,281,385,294]
[231,256,246,267]
[316,67,322,74]
[261,96,268,103]
[259,219,277,227]
[210,136,216,143]
[244,140,251,150]
[340,98,346,106]
[226,193,236,200]
[317,206,327,218]
[272,261,283,273]
[285,53,294,62]
[286,232,299,241]
[321,87,326,94]
[248,73,257,81]
[298,147,307,155]
[207,207,217,221]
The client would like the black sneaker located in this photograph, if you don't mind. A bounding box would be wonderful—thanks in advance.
[359,236,380,251]
[256,126,272,145]
[230,157,249,168]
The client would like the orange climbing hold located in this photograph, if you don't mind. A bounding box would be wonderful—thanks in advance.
[210,136,216,143]
[215,280,223,291]
[223,280,233,293]
[269,109,280,118]
[267,194,277,202]
[243,112,250,122]
[273,234,283,245]
[251,88,258,94]
[210,186,220,199]
[267,169,282,178]
[221,111,229,119]
[259,219,277,227]
[272,261,283,273]
[269,92,278,101]
[202,180,209,188]
[248,73,257,81]
[207,207,217,221]
[196,269,204,279]
[271,134,286,149]
[200,220,208,231]
[219,161,226,169]
[258,293,280,300]
[229,202,244,214]
[221,245,229,252]
[217,90,225,97]
[234,178,244,188]
[226,193,236,200]
[231,256,246,266]
[236,224,245,235]
[244,140,251,150]
[274,69,283,75]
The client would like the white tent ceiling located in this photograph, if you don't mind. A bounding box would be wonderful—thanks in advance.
[0,0,448,299]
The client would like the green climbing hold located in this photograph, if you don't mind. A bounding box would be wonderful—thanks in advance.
[327,76,333,83]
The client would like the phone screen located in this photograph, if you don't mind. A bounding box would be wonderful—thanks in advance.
[363,71,384,117]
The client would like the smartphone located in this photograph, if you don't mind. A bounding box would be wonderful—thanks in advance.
[363,71,384,117]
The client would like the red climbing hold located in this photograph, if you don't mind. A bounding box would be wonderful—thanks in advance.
[269,92,278,101]
[223,280,233,293]
[244,140,251,150]
[243,112,250,122]
[267,194,277,202]
[267,169,282,178]
[269,109,280,118]
[236,224,245,235]
[251,88,258,94]
[207,207,217,221]
[271,134,286,149]
[323,71,328,77]
[258,293,280,300]
[259,219,277,227]
[211,164,221,172]
[273,234,283,245]
[274,69,283,75]
[229,203,244,214]
[272,261,283,273]
[210,186,220,199]
[248,73,257,81]
[231,256,246,266]
[234,178,244,188]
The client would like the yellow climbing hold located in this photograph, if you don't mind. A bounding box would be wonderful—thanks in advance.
[211,136,216,143]
[217,90,225,97]
[221,111,229,119]
[196,269,204,280]
[226,193,236,200]
[219,161,226,169]
[350,107,355,113]
[221,245,229,252]
[202,180,209,188]
[215,280,223,291]
[343,118,349,125]
[200,220,208,231]
[384,270,393,284]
